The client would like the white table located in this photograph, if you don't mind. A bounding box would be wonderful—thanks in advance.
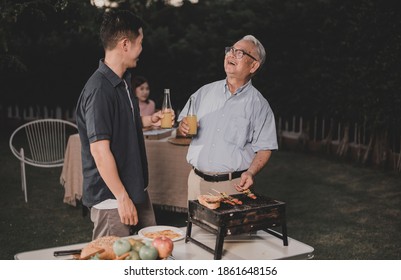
[14,226,314,260]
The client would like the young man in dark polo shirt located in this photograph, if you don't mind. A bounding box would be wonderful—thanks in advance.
[76,10,173,239]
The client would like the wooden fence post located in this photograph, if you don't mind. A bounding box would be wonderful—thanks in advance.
[314,117,317,141]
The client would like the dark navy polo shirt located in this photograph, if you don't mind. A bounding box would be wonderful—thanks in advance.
[76,60,148,208]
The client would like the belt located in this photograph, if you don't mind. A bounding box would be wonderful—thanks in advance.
[193,168,245,182]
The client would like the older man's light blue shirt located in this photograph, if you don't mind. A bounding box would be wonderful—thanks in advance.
[178,79,278,173]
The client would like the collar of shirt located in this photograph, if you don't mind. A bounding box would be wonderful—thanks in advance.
[224,79,253,98]
[97,59,136,126]
[98,59,131,88]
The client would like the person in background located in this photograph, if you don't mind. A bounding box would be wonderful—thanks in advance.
[132,75,156,116]
[76,10,174,239]
[178,35,278,200]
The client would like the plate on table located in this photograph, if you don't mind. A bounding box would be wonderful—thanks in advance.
[138,226,185,242]
[167,137,191,146]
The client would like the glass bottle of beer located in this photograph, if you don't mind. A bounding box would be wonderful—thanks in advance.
[187,96,197,136]
[161,89,173,128]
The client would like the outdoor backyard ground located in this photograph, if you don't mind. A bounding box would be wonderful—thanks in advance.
[0,128,400,260]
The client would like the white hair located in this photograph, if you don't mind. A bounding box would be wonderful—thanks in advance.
[242,35,266,67]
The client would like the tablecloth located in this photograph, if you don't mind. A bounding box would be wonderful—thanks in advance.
[60,133,191,212]
[60,134,82,206]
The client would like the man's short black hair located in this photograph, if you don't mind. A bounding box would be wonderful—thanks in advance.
[100,9,144,50]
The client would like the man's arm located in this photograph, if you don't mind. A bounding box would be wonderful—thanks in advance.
[237,150,272,190]
[90,140,138,225]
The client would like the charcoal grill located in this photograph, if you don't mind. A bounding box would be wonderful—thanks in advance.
[185,193,288,260]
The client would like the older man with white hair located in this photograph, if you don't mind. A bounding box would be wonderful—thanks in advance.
[178,35,278,200]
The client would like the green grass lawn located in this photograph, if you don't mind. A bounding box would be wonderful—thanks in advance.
[1,128,400,260]
[254,151,401,259]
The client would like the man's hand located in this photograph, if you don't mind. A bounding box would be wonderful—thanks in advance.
[178,117,190,136]
[236,171,254,191]
[116,193,138,225]
[235,150,272,191]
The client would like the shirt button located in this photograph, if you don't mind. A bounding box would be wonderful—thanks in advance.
[217,128,220,132]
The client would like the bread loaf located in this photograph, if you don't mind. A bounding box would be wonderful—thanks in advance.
[198,194,221,209]
[80,235,120,260]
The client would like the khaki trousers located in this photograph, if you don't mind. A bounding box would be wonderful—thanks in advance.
[90,191,156,240]
[187,169,243,201]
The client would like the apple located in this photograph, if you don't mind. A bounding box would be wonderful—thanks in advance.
[152,236,174,259]
[125,250,140,260]
[138,243,158,260]
[112,238,131,256]
[89,253,100,260]
[132,240,145,252]
[127,238,137,247]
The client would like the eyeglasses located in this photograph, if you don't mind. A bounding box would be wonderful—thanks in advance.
[225,46,258,61]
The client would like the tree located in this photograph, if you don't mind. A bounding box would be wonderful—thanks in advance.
[0,0,102,107]
[1,0,400,170]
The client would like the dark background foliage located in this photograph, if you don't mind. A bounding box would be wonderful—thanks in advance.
[1,0,401,260]
[1,0,400,128]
